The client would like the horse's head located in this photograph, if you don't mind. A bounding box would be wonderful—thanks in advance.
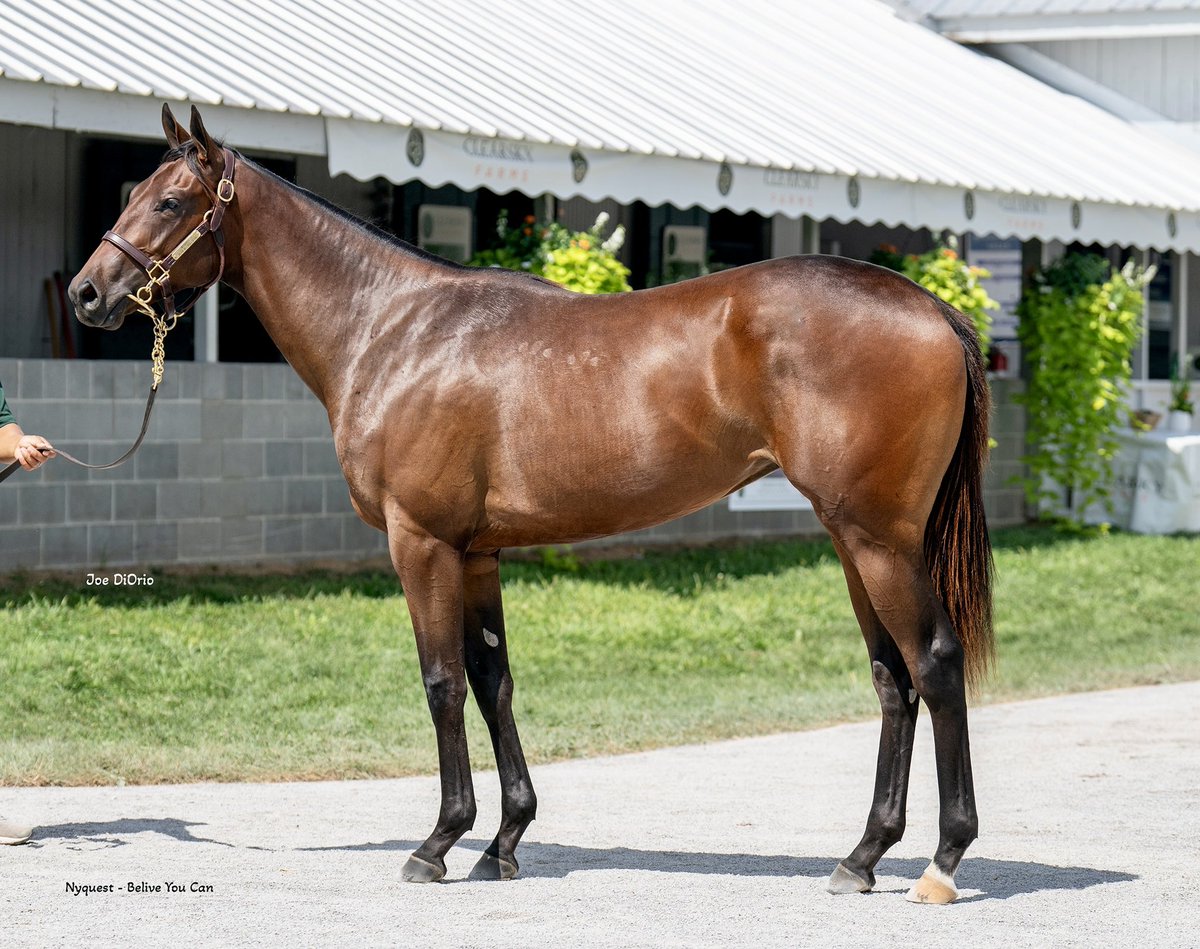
[69,104,235,330]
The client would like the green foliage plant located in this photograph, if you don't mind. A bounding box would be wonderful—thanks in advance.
[1169,358,1194,414]
[469,211,632,294]
[870,235,998,349]
[1015,253,1153,521]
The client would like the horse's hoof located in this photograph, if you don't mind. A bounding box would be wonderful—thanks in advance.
[826,862,873,895]
[401,855,446,884]
[468,851,519,881]
[904,864,958,904]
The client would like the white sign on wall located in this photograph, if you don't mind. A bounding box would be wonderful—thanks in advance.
[967,235,1022,340]
[728,471,814,511]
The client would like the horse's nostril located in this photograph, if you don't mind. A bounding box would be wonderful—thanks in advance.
[80,281,99,305]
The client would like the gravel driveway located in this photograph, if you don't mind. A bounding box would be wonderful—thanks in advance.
[4,681,1197,948]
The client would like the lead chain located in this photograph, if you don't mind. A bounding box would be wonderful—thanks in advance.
[149,309,178,390]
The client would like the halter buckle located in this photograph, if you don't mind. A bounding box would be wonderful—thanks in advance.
[146,260,170,286]
[217,178,235,203]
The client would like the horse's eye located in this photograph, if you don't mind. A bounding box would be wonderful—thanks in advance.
[158,198,180,213]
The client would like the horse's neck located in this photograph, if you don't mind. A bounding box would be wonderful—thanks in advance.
[224,164,447,404]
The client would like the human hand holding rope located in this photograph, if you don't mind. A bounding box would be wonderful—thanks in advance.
[0,425,56,481]
[12,435,56,471]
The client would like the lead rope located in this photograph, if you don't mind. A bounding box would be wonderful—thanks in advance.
[0,370,164,485]
[0,209,181,485]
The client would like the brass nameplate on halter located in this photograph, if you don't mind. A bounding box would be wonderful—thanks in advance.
[171,222,209,260]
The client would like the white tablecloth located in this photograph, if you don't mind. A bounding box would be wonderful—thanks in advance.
[1085,429,1200,533]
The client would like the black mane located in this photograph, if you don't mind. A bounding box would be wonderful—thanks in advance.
[161,140,465,271]
[265,164,468,271]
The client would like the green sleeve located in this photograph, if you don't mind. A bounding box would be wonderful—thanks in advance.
[0,379,16,429]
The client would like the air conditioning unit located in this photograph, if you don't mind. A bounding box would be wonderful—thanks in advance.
[418,205,472,263]
[662,225,707,283]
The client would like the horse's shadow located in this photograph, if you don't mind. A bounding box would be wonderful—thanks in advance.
[298,836,1135,902]
[30,818,261,851]
[30,820,1135,902]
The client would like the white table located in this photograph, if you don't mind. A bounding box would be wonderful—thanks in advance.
[1085,428,1200,533]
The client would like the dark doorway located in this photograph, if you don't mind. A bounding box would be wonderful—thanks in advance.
[79,137,295,364]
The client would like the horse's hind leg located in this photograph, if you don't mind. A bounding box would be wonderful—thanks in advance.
[826,540,919,895]
[461,552,537,880]
[832,525,977,904]
[387,513,477,884]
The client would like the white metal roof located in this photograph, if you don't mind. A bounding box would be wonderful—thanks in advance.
[893,0,1200,38]
[898,1,1200,15]
[3,0,1200,250]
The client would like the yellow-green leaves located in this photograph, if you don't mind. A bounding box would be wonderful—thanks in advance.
[1016,255,1152,522]
[469,211,631,294]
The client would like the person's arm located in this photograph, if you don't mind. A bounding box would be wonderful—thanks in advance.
[0,423,55,470]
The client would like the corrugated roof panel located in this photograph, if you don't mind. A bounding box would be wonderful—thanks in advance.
[3,0,1200,214]
[898,0,1200,14]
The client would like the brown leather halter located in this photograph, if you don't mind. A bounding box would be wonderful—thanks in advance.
[102,144,238,383]
[0,147,237,486]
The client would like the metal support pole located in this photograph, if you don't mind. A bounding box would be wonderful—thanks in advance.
[194,286,219,363]
[1178,251,1190,380]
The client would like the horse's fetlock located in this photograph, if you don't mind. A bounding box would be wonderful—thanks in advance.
[942,812,978,851]
[442,799,478,835]
[874,813,906,847]
[505,783,537,824]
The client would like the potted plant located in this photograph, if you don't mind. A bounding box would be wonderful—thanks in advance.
[1168,363,1194,433]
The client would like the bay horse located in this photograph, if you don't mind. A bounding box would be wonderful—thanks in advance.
[70,105,994,904]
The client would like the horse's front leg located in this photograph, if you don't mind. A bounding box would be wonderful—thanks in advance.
[462,551,537,881]
[387,512,475,884]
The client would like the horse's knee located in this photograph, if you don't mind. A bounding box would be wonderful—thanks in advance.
[870,661,915,716]
[423,666,468,714]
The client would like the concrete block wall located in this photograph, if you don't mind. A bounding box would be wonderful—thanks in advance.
[0,359,1027,573]
[983,377,1029,526]
[0,358,389,573]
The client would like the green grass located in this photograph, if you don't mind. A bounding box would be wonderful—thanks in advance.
[1,526,1197,785]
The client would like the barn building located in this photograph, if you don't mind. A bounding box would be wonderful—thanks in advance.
[2,0,1199,570]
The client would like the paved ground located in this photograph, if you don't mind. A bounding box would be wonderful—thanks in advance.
[3,681,1197,948]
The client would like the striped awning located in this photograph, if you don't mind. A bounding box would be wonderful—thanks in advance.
[4,0,1200,250]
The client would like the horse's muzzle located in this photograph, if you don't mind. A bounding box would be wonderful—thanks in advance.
[68,276,127,329]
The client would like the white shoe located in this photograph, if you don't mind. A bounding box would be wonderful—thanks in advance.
[0,819,33,845]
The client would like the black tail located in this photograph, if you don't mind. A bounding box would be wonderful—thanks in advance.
[925,304,995,689]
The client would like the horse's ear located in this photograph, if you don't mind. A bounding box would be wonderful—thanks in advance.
[188,105,217,164]
[162,103,190,150]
